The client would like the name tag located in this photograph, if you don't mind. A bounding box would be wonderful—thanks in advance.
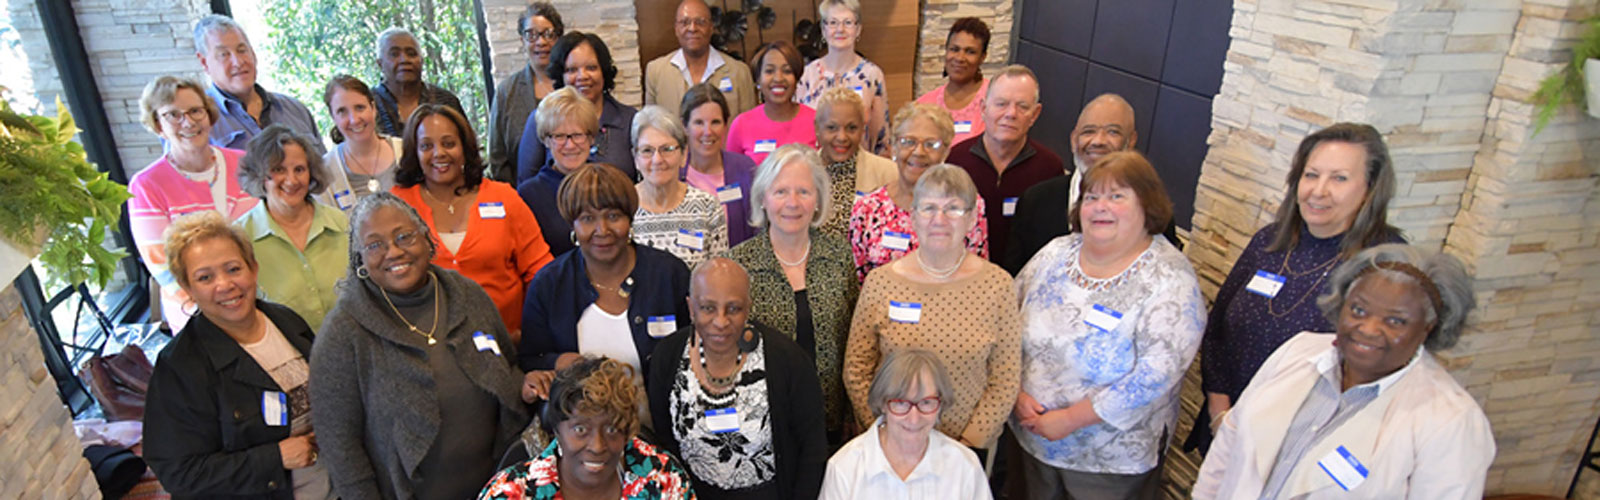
[1246,270,1287,298]
[851,85,865,99]
[954,121,973,134]
[473,331,502,356]
[478,202,506,219]
[718,77,734,93]
[705,408,740,434]
[675,229,706,251]
[881,231,911,251]
[716,184,743,203]
[888,300,922,324]
[262,391,288,427]
[1317,445,1369,491]
[333,189,355,210]
[753,139,777,154]
[1085,304,1124,332]
[648,315,677,338]
[855,190,866,201]
[1003,197,1018,217]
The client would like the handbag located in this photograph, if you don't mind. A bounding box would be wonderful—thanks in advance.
[81,345,154,422]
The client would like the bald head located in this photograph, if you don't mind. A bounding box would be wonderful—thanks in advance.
[1071,93,1136,170]
[689,257,750,300]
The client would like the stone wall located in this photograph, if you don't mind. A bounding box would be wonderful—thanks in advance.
[480,0,643,108]
[0,284,101,499]
[915,0,1013,98]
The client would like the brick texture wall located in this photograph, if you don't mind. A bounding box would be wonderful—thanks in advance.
[0,284,101,499]
[481,0,644,108]
[915,0,1013,98]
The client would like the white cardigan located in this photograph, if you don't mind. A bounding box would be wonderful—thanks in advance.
[1193,332,1494,499]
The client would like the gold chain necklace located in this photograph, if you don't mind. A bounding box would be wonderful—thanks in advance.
[419,186,460,215]
[378,271,441,345]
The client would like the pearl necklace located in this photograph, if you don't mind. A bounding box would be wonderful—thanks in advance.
[774,241,811,267]
[916,250,965,279]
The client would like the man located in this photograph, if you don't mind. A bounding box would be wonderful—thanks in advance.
[643,0,757,116]
[372,27,467,137]
[489,3,562,182]
[193,14,320,151]
[944,64,1064,266]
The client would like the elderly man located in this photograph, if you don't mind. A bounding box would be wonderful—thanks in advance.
[944,64,1064,266]
[643,0,757,116]
[372,27,467,137]
[489,3,562,182]
[193,14,320,151]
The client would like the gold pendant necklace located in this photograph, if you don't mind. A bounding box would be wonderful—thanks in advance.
[379,271,441,344]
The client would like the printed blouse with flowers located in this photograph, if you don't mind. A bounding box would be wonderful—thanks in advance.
[478,437,696,500]
[846,186,989,282]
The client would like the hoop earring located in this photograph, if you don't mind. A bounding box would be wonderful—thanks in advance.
[180,299,198,316]
[356,266,370,279]
[569,230,579,246]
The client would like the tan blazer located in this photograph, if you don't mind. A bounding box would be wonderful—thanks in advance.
[1193,332,1494,500]
[644,49,757,117]
[854,149,897,194]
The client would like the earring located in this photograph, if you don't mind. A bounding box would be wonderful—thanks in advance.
[356,266,370,279]
[570,230,579,246]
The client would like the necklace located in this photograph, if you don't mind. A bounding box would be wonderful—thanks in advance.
[377,271,441,345]
[342,140,385,177]
[774,240,811,267]
[916,250,965,279]
[419,186,459,215]
[590,276,632,298]
[696,334,745,387]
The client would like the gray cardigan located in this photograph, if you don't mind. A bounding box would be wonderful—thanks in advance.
[309,266,529,500]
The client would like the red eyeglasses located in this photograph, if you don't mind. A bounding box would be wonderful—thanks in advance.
[886,397,941,416]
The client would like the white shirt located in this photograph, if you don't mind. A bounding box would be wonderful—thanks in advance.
[820,417,993,500]
[577,304,650,424]
[670,48,726,85]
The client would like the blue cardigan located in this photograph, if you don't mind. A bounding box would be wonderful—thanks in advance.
[518,243,692,372]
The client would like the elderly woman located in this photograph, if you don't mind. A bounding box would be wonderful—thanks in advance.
[648,258,827,499]
[310,194,529,499]
[516,87,603,257]
[393,104,553,343]
[489,3,563,181]
[318,75,402,211]
[798,0,891,154]
[848,103,988,281]
[480,357,695,500]
[845,164,1018,456]
[129,75,259,333]
[515,31,638,185]
[1009,151,1205,499]
[1190,123,1405,452]
[812,85,897,236]
[915,17,991,145]
[631,105,729,268]
[821,350,991,499]
[680,82,760,246]
[233,125,349,331]
[727,41,817,165]
[144,212,332,499]
[725,143,858,442]
[1194,244,1493,499]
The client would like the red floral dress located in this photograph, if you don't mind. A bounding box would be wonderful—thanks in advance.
[479,437,695,499]
[846,186,990,282]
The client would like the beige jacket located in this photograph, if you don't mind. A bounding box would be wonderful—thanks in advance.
[643,49,757,116]
[854,149,897,194]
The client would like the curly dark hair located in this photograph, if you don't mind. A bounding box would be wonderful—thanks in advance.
[394,104,485,196]
[541,356,640,439]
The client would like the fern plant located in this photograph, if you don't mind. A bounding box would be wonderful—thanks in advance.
[1532,16,1600,134]
[0,89,132,289]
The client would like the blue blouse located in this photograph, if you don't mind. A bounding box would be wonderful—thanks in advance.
[518,243,691,372]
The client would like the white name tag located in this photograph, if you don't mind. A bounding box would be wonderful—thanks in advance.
[881,231,911,251]
[1003,197,1018,217]
[1085,304,1124,332]
[855,190,866,201]
[333,189,355,210]
[478,202,506,219]
[888,300,922,324]
[648,315,677,338]
[1246,270,1287,298]
[705,408,740,434]
[675,229,706,251]
[753,139,777,154]
[473,331,502,356]
[954,121,973,134]
[262,391,288,427]
[718,77,734,93]
[1317,445,1369,491]
[851,85,865,100]
[716,184,743,203]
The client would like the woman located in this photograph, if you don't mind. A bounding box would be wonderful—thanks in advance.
[844,164,1019,454]
[129,75,259,333]
[489,2,563,182]
[1191,122,1404,452]
[480,357,695,500]
[144,212,332,499]
[797,0,890,154]
[679,83,760,246]
[631,105,729,268]
[311,194,529,500]
[516,87,607,257]
[393,104,554,343]
[516,31,638,185]
[821,350,991,499]
[727,40,817,165]
[726,143,857,443]
[233,125,349,331]
[915,17,990,145]
[319,75,402,212]
[812,85,897,236]
[848,103,988,281]
[1010,152,1205,499]
[648,258,827,499]
[1194,244,1493,499]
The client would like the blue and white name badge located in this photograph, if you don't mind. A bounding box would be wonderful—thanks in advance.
[262,391,289,427]
[1085,304,1124,332]
[753,139,778,154]
[333,189,355,210]
[1316,445,1369,491]
[478,202,506,219]
[888,300,923,324]
[1003,197,1019,217]
[676,229,706,251]
[1246,270,1287,298]
[881,231,912,251]
[648,315,677,338]
[851,85,865,99]
[716,184,744,203]
[705,408,740,434]
[718,77,735,93]
[473,331,502,356]
[954,120,974,134]
[855,190,866,201]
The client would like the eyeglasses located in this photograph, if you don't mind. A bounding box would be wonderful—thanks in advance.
[894,137,946,153]
[360,230,424,257]
[635,144,683,158]
[159,107,208,124]
[545,132,592,145]
[676,17,712,29]
[822,18,859,29]
[914,203,970,219]
[521,29,558,42]
[886,397,941,416]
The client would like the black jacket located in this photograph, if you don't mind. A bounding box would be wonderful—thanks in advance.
[143,301,313,500]
[1005,172,1183,275]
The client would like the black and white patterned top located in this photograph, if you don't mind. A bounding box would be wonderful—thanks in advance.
[669,333,776,490]
[633,186,729,269]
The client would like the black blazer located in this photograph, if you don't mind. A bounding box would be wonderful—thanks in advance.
[646,322,827,500]
[143,301,314,500]
[519,243,692,372]
[1005,172,1183,275]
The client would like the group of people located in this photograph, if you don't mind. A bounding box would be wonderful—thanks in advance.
[130,1,1496,499]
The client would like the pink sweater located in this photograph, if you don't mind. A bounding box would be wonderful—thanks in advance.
[726,103,818,165]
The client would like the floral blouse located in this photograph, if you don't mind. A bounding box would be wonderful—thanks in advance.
[633,187,729,269]
[798,58,890,154]
[478,437,695,499]
[1010,235,1206,474]
[846,186,989,282]
[669,333,776,490]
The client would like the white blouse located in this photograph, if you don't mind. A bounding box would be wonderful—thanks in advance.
[820,417,992,500]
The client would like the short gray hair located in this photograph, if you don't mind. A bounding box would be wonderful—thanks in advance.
[747,144,831,228]
[891,102,956,145]
[536,87,600,138]
[812,85,865,127]
[193,14,248,54]
[1317,243,1477,350]
[376,27,417,59]
[346,192,436,280]
[238,124,331,200]
[817,0,861,20]
[867,349,955,420]
[630,105,687,151]
[985,64,1041,102]
[911,163,978,210]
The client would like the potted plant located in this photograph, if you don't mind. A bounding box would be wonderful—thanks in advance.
[0,88,132,289]
[1532,15,1600,133]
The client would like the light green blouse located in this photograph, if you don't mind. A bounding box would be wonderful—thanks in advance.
[234,202,350,331]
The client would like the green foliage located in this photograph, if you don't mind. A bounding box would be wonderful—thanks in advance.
[257,0,489,144]
[1532,16,1600,134]
[0,93,132,289]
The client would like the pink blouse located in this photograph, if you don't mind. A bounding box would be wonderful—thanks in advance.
[846,186,989,282]
[726,103,818,165]
[916,77,990,145]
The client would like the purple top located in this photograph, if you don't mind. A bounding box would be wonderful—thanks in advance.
[680,150,759,246]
